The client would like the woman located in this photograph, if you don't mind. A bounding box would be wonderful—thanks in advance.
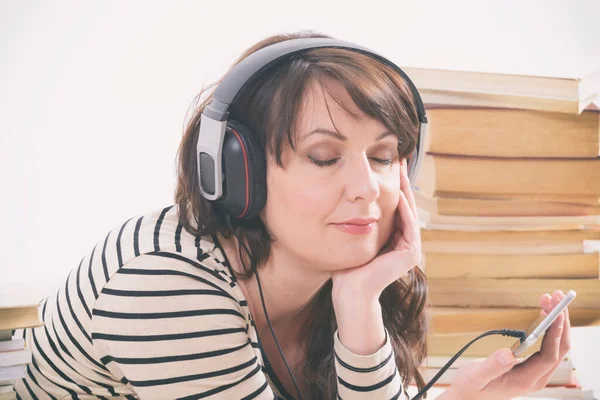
[15,31,571,400]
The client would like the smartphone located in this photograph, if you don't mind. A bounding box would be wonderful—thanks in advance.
[511,290,576,357]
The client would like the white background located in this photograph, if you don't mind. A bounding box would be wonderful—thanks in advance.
[1,0,599,397]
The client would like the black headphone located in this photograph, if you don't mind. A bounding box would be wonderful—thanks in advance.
[197,37,428,219]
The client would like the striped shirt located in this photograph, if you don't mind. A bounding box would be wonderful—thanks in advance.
[14,205,409,399]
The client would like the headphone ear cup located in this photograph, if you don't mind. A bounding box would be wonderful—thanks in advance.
[215,120,267,219]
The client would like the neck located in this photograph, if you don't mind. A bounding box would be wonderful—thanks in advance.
[218,233,331,337]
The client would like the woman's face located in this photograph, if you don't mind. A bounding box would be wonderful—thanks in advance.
[260,79,402,271]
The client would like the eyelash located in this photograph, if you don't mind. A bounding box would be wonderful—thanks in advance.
[310,158,394,167]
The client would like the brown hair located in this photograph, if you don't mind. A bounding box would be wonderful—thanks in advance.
[175,30,429,399]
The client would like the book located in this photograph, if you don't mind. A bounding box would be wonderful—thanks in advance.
[422,354,573,369]
[401,66,600,114]
[423,251,600,279]
[421,227,600,242]
[421,191,600,206]
[420,221,594,232]
[0,348,31,368]
[428,278,600,309]
[0,365,25,382]
[427,307,600,334]
[416,153,600,197]
[405,384,589,400]
[427,331,541,357]
[422,108,600,158]
[0,338,24,353]
[527,385,584,398]
[0,303,43,332]
[418,208,600,228]
[415,190,600,217]
[0,392,16,400]
[423,240,597,255]
[417,363,574,386]
[0,386,13,395]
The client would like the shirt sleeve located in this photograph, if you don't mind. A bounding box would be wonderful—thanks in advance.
[90,253,274,400]
[333,328,406,399]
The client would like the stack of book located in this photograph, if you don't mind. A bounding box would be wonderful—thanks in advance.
[0,302,43,400]
[403,66,600,399]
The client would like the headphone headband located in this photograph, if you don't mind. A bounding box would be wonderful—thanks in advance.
[197,37,428,202]
[203,38,427,123]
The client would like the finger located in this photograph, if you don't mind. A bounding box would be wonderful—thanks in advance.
[381,212,401,255]
[396,189,420,249]
[534,292,572,388]
[529,310,566,390]
[539,293,552,313]
[505,310,565,388]
[562,299,571,353]
[543,290,562,313]
[538,290,565,361]
[469,348,519,391]
[400,159,418,218]
[386,206,402,250]
[533,313,570,390]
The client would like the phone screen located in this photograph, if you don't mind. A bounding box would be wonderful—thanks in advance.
[511,290,576,357]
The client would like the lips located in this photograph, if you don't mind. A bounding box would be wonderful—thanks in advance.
[332,219,377,235]
[336,218,378,225]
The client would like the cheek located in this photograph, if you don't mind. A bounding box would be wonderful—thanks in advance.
[275,182,332,218]
[264,168,333,224]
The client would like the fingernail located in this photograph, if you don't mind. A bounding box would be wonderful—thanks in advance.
[498,349,515,366]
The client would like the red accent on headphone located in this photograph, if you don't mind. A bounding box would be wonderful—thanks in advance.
[229,128,250,218]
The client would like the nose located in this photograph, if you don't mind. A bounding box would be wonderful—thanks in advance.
[344,155,380,203]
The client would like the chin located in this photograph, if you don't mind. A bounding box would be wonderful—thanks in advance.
[329,244,381,269]
[318,228,388,268]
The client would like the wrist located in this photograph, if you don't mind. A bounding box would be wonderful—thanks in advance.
[333,293,386,355]
[333,295,381,321]
[332,289,380,324]
[332,282,378,307]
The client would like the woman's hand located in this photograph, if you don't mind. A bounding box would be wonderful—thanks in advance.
[444,290,572,400]
[330,158,421,355]
[330,158,421,302]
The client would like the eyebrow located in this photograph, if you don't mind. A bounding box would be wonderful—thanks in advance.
[302,128,396,142]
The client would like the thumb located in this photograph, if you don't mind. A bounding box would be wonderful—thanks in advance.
[474,348,518,386]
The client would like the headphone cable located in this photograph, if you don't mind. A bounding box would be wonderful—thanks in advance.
[410,328,526,400]
[224,214,304,400]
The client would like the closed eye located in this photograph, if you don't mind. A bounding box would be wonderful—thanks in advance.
[309,157,393,167]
